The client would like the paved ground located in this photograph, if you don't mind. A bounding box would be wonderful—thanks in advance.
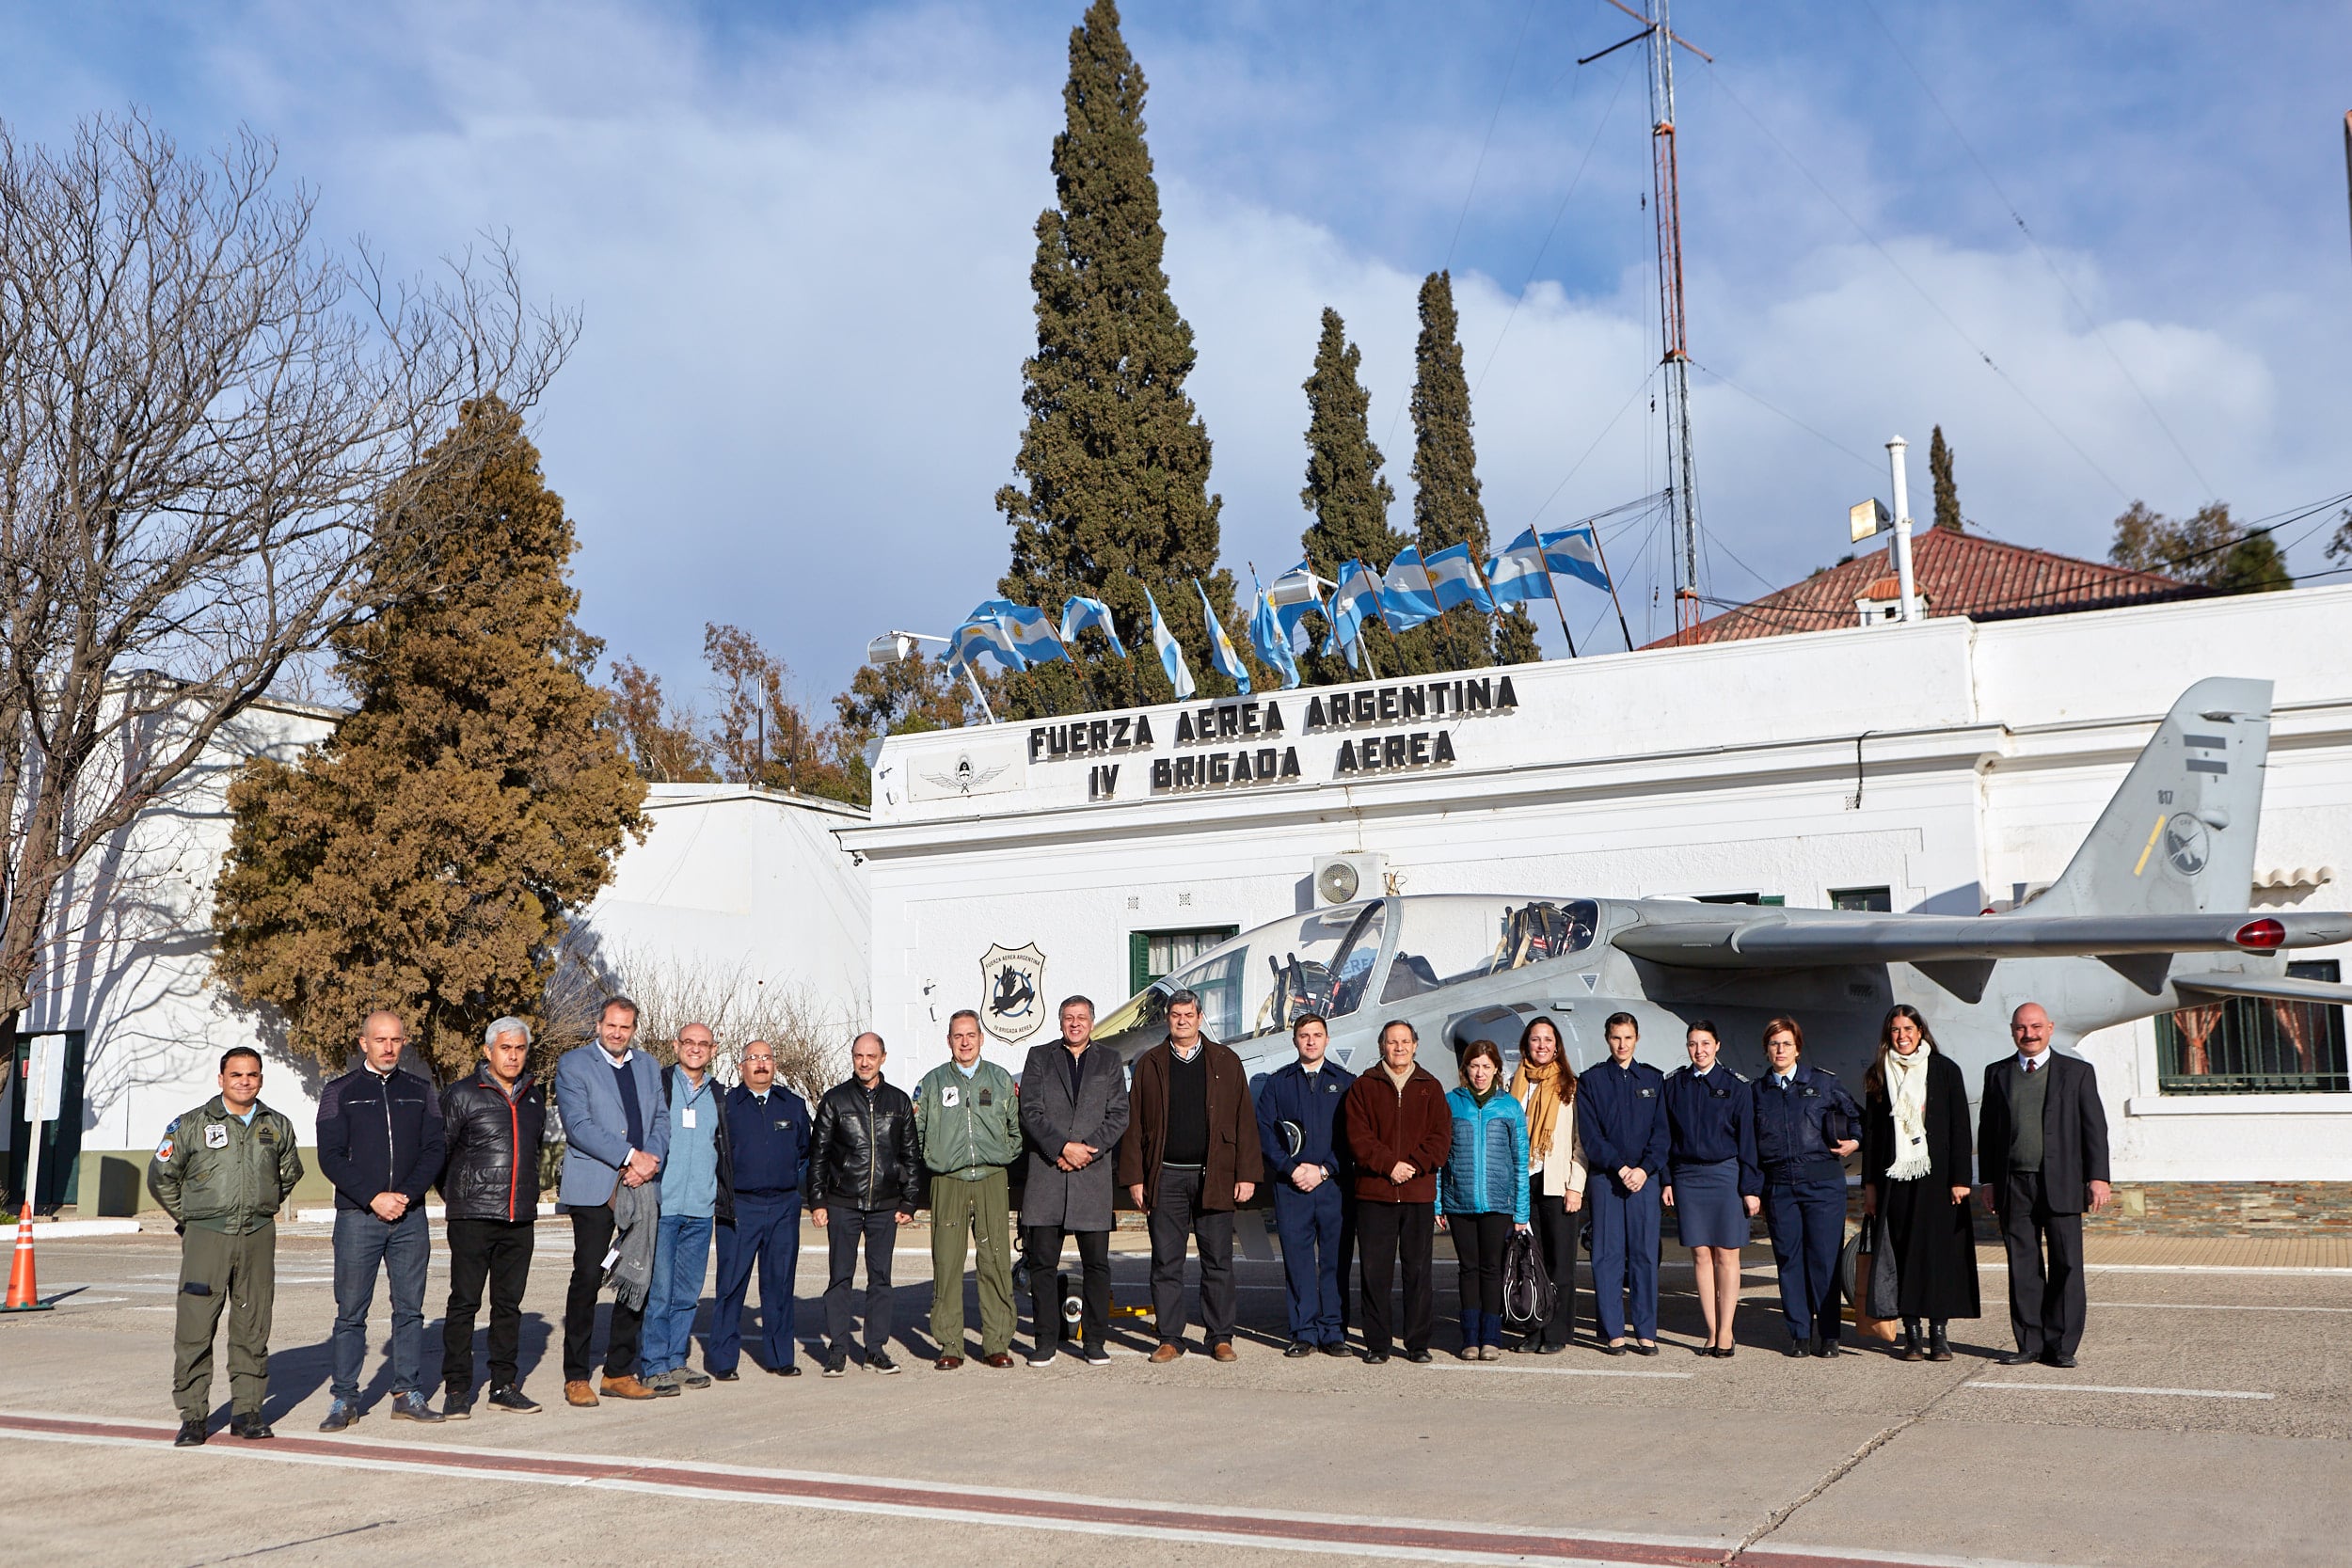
[4,1220,2347,1567]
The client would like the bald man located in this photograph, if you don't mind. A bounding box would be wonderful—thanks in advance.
[1978,1003,2111,1368]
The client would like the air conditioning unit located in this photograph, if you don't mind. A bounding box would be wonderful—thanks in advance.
[1312,852,1386,907]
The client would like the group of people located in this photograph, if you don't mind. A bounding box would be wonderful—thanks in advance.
[143,985,2111,1446]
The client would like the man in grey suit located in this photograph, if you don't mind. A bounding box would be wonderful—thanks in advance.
[1019,995,1131,1366]
[1978,1001,2112,1368]
[555,995,671,1406]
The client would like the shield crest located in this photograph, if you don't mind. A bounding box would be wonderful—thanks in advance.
[979,942,1048,1043]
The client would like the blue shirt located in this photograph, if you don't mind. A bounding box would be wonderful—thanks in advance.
[1575,1057,1669,1181]
[660,1069,720,1219]
[1662,1063,1761,1196]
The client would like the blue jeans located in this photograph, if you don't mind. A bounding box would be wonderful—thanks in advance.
[643,1212,715,1375]
[331,1206,430,1400]
[1273,1180,1344,1345]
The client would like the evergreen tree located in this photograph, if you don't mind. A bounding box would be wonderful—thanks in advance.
[2109,499,2291,594]
[212,399,647,1076]
[1297,307,1407,682]
[1930,424,1963,532]
[1409,271,1535,668]
[994,0,1237,716]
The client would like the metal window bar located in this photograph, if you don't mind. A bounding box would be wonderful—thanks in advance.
[2156,966,2347,1094]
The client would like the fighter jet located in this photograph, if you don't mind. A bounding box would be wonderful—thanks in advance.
[1091,677,2352,1091]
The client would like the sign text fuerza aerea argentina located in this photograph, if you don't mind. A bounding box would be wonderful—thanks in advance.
[1150,674,1518,796]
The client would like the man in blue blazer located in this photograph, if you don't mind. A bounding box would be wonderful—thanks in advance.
[555,995,671,1406]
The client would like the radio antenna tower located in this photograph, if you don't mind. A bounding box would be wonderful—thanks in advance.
[1583,0,1711,640]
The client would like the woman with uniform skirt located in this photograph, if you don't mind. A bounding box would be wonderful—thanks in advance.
[1861,1005,1979,1361]
[1509,1018,1585,1354]
[1662,1021,1761,1357]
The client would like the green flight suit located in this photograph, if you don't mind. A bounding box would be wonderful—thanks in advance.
[147,1095,304,1419]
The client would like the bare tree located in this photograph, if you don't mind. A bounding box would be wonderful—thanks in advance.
[0,112,575,1024]
[544,939,853,1103]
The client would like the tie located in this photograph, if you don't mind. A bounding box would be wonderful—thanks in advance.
[2026,1060,2039,1074]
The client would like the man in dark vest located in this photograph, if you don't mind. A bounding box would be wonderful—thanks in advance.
[1978,1001,2112,1368]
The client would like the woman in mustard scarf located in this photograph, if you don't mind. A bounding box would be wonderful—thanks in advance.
[1509,1018,1585,1353]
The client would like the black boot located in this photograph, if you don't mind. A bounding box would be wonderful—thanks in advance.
[1928,1321,1953,1362]
[1900,1319,1925,1361]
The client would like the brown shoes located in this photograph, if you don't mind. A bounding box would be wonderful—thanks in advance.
[1148,1342,1184,1364]
[564,1380,597,1408]
[1210,1342,1238,1363]
[981,1353,1016,1370]
[598,1375,659,1401]
[934,1355,963,1371]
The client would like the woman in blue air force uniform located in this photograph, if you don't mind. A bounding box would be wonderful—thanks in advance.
[1750,1016,1863,1358]
[1661,1020,1760,1357]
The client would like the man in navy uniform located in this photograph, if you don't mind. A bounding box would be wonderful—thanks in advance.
[708,1039,812,1379]
[1256,1012,1356,1357]
[1576,1013,1669,1355]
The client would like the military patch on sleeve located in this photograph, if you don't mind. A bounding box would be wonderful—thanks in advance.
[153,1136,174,1163]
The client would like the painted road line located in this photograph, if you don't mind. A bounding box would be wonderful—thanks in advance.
[1424,1360,1694,1382]
[2096,1301,2352,1313]
[0,1409,2050,1568]
[1963,1380,2273,1401]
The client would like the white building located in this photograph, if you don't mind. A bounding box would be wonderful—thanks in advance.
[847,584,2352,1188]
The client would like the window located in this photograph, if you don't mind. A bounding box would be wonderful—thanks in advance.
[1128,927,1239,995]
[2156,961,2347,1094]
[1831,886,1893,912]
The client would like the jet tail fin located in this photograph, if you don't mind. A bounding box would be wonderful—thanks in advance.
[2036,678,2271,920]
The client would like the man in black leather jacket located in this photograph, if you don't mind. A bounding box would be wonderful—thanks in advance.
[808,1031,921,1376]
[438,1018,549,1416]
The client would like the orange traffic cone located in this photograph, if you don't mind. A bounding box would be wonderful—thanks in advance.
[3,1202,51,1312]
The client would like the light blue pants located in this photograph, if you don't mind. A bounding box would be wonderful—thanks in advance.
[642,1213,714,1374]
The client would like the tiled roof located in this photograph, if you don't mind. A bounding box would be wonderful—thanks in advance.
[1649,528,2199,648]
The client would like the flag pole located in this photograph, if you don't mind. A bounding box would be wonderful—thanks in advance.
[1347,558,1379,681]
[1586,520,1636,651]
[1538,548,1581,660]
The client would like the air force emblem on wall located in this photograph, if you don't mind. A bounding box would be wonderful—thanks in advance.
[979,942,1048,1043]
[923,753,1008,796]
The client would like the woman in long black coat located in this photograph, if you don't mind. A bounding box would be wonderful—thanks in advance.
[1861,1005,1979,1360]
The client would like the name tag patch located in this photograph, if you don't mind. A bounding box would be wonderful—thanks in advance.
[1637,1086,1655,1098]
[682,1108,697,1129]
[977,1089,993,1106]
[203,1123,230,1149]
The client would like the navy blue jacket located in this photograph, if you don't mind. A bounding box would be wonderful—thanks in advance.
[1575,1058,1669,1181]
[1663,1064,1762,1196]
[1752,1063,1863,1179]
[315,1067,445,1213]
[1255,1059,1357,1182]
[722,1082,811,1205]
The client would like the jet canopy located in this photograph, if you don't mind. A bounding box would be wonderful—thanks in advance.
[1094,895,1600,1059]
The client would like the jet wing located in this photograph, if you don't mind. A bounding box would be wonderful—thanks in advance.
[2171,971,2352,1006]
[1613,911,2352,969]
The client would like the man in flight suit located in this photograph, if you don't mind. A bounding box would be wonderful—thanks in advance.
[149,1047,305,1447]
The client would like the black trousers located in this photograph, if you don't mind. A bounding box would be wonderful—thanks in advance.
[444,1217,534,1395]
[564,1205,642,1382]
[1450,1211,1510,1326]
[1999,1172,2087,1356]
[1148,1166,1236,1346]
[824,1204,898,1359]
[1527,1176,1578,1345]
[1025,1224,1111,1350]
[1356,1199,1435,1355]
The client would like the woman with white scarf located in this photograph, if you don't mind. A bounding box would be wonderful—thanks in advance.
[1861,1006,1980,1360]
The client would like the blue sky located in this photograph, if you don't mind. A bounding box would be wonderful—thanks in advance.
[4,0,2345,706]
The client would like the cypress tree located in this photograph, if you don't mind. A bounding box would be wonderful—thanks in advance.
[1930,424,1963,532]
[212,399,647,1076]
[1297,307,1408,683]
[994,0,1237,715]
[1409,270,1535,668]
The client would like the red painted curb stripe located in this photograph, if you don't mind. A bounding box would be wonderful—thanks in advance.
[0,1412,1937,1568]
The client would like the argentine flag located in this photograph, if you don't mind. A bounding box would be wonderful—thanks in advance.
[1266,562,1326,649]
[1422,542,1496,613]
[1322,560,1382,664]
[947,615,1025,674]
[1249,589,1300,689]
[1059,595,1127,658]
[1539,524,1611,592]
[1146,587,1197,701]
[1485,529,1556,606]
[1377,547,1440,631]
[1196,579,1250,695]
[998,602,1069,665]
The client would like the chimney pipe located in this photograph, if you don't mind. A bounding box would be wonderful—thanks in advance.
[1886,436,1919,624]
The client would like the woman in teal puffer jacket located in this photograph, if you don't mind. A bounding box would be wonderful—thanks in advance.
[1438,1040,1531,1360]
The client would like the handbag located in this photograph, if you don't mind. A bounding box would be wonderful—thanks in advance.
[1502,1228,1555,1330]
[1851,1212,1899,1342]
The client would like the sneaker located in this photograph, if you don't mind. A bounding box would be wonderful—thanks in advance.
[317,1398,359,1433]
[677,1367,712,1388]
[1082,1344,1111,1366]
[441,1389,474,1420]
[1025,1346,1057,1368]
[865,1353,900,1375]
[486,1385,540,1414]
[645,1370,682,1396]
[822,1355,848,1378]
[389,1391,444,1423]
